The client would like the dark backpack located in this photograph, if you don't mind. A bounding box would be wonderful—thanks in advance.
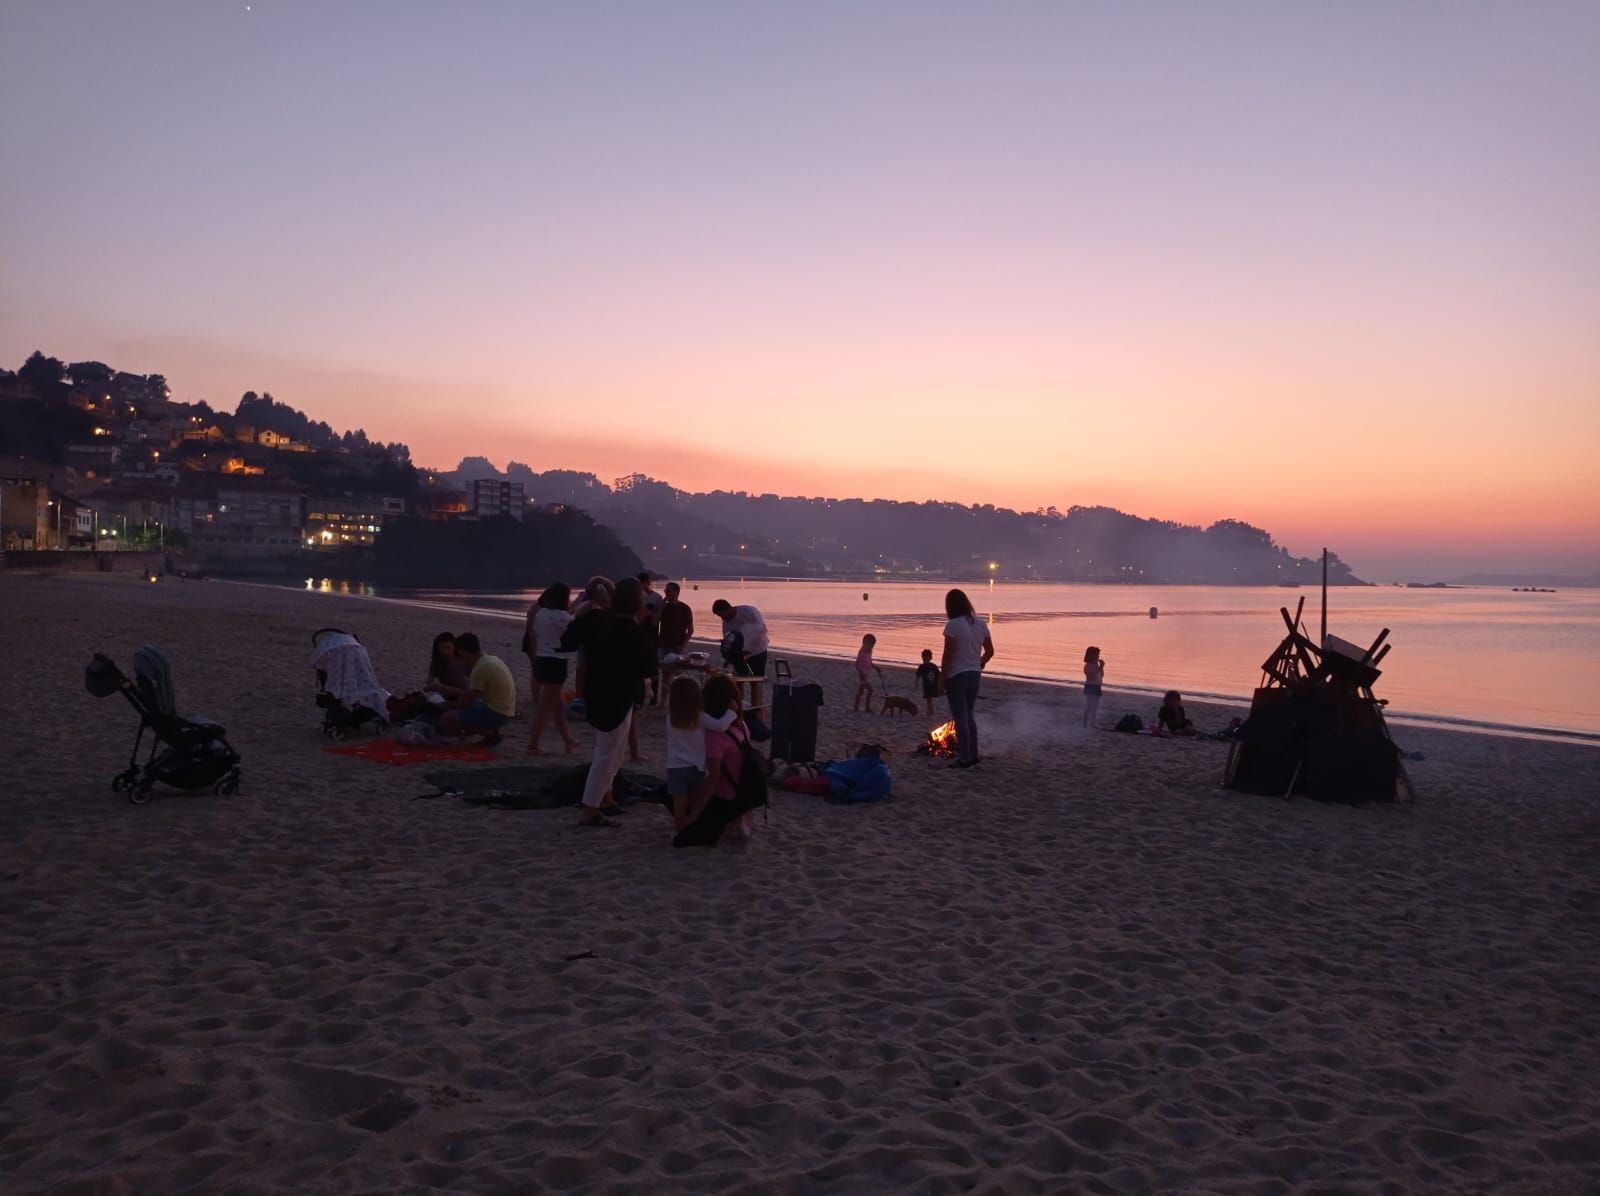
[730,726,770,816]
[1114,714,1144,733]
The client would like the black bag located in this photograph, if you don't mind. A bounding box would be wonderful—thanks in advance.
[732,729,769,815]
[744,711,771,742]
[1114,714,1143,733]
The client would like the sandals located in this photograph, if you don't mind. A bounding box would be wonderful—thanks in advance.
[578,813,621,829]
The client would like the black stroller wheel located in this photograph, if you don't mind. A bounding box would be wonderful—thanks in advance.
[214,771,241,796]
[128,784,154,806]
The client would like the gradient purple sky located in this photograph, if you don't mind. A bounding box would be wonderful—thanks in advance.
[3,1,1596,579]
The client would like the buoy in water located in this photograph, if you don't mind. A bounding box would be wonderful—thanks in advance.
[863,592,869,601]
[1149,606,1158,619]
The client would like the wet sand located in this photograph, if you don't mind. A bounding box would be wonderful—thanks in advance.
[2,570,1597,1193]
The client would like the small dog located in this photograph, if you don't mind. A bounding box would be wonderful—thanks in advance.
[881,695,919,717]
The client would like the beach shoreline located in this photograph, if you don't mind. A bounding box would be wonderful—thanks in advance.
[3,570,1597,1193]
[231,578,1600,750]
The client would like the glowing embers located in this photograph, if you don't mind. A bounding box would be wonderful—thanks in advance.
[917,720,959,758]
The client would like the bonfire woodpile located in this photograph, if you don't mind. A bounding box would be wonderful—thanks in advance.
[1223,597,1414,805]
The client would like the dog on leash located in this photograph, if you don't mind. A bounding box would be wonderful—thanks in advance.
[881,695,919,717]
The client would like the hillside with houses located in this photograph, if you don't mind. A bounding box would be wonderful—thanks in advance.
[0,352,638,583]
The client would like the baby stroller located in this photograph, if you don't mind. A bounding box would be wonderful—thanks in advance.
[311,628,390,739]
[86,646,243,805]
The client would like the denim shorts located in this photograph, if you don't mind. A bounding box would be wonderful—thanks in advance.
[457,700,510,730]
[667,765,706,796]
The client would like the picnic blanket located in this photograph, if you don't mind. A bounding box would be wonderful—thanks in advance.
[324,740,495,766]
[421,764,668,809]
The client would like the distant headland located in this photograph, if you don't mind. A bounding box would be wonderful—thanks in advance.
[2,350,1364,586]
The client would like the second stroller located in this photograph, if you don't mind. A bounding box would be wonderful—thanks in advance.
[311,628,391,739]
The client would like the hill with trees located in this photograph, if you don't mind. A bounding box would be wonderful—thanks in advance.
[440,460,1363,585]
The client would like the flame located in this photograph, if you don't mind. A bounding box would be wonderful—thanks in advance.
[925,720,958,756]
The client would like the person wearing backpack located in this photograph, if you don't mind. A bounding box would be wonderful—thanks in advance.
[673,673,766,847]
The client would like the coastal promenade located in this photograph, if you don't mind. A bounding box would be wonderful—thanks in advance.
[2,571,1596,1192]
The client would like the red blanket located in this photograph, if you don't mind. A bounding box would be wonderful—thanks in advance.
[324,739,495,766]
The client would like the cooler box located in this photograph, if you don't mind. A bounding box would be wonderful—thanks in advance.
[772,681,823,763]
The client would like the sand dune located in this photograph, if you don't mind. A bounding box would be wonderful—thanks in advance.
[2,571,1597,1193]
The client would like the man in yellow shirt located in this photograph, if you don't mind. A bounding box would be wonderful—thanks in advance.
[438,633,515,743]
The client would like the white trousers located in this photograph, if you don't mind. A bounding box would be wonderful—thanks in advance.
[582,717,632,808]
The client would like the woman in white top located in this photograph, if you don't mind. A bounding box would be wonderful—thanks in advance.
[525,581,579,755]
[939,588,994,769]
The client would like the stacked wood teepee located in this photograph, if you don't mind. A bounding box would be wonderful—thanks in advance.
[1223,595,1414,804]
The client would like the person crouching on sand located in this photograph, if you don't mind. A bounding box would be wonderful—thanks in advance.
[853,634,878,712]
[665,675,737,840]
[437,633,516,745]
[1157,690,1197,736]
[425,632,471,700]
[673,674,757,848]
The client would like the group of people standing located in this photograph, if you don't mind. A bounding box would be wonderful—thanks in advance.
[517,575,771,833]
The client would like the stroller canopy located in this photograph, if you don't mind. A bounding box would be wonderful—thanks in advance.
[134,645,177,719]
[310,632,391,715]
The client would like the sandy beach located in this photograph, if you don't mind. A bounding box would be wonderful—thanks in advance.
[2,569,1597,1194]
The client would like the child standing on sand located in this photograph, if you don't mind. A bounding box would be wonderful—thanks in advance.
[914,649,940,716]
[1082,646,1105,728]
[853,634,879,712]
[665,675,737,834]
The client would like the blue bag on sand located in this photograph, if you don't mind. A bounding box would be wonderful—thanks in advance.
[824,757,891,803]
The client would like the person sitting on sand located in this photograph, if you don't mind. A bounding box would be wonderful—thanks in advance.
[560,576,657,827]
[914,649,940,716]
[525,582,579,756]
[1157,690,1197,736]
[437,633,516,744]
[665,675,737,840]
[424,632,472,699]
[673,674,756,848]
[853,634,879,712]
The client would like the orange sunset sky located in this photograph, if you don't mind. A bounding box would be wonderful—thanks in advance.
[3,3,1596,579]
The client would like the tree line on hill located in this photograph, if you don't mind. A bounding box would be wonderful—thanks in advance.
[444,458,1364,585]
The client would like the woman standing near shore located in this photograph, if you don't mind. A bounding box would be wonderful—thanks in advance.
[525,582,579,755]
[939,588,994,769]
[1082,645,1105,728]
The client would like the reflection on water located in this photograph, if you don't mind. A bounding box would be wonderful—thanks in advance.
[301,579,1600,741]
[305,577,376,597]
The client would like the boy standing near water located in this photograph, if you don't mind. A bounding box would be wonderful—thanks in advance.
[914,649,940,716]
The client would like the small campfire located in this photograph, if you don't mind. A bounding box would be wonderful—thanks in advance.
[917,720,959,758]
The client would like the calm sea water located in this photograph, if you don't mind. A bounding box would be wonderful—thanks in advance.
[305,579,1600,743]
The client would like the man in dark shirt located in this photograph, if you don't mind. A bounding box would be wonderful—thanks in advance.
[658,582,693,653]
[560,576,658,825]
